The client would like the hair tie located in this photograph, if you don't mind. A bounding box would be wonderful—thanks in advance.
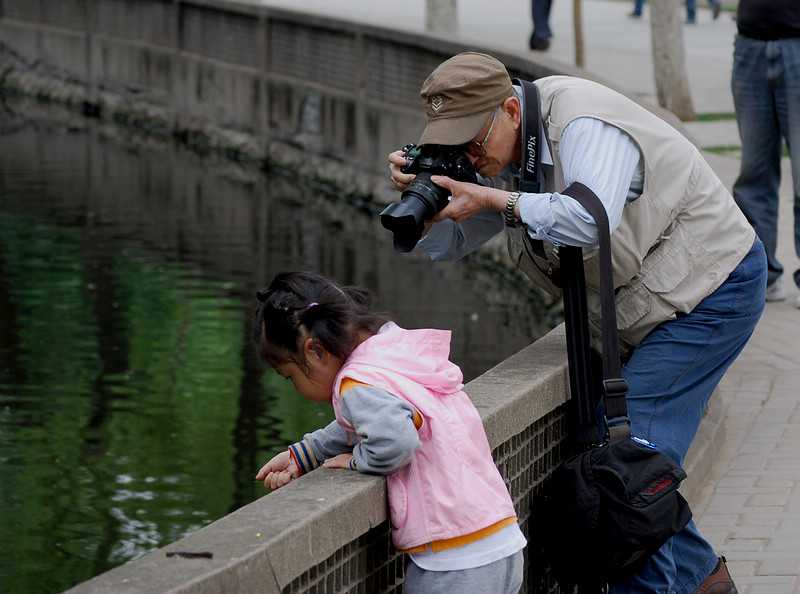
[306,302,319,310]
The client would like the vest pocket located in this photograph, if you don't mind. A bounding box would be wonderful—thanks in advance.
[506,230,563,297]
[612,228,699,347]
[613,281,653,331]
[638,236,691,295]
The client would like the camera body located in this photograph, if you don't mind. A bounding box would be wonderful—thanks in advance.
[380,143,478,252]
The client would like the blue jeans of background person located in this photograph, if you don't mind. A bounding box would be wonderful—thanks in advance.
[732,35,800,290]
[685,0,696,21]
[530,0,552,44]
[609,240,766,593]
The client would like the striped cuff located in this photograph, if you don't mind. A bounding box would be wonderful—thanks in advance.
[288,440,319,476]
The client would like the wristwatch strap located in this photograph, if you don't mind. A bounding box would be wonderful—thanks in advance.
[505,191,523,228]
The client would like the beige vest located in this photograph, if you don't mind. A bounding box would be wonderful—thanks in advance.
[507,75,755,355]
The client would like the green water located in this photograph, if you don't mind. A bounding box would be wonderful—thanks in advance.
[0,215,334,593]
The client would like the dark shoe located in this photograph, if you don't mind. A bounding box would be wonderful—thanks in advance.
[692,556,738,594]
[712,1,721,19]
[529,34,551,51]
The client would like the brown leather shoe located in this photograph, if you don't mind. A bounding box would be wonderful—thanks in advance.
[692,556,738,594]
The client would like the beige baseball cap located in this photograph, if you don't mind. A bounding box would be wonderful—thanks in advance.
[418,52,513,146]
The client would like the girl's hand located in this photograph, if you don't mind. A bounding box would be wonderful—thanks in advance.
[322,453,355,470]
[255,450,300,489]
[388,150,414,191]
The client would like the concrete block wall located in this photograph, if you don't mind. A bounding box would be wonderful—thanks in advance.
[0,0,574,205]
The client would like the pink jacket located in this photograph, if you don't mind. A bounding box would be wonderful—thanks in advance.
[332,322,517,551]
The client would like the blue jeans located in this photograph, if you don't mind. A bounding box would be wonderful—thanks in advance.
[530,0,552,43]
[685,0,697,21]
[732,34,800,289]
[610,240,767,593]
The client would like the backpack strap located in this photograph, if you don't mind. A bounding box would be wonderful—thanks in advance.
[560,182,630,445]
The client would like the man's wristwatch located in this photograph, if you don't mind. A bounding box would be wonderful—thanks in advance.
[504,191,524,228]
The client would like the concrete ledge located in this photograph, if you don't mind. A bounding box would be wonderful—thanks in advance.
[65,470,390,593]
[470,325,570,444]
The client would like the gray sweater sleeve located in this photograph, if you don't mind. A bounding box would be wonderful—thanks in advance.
[304,419,354,459]
[293,384,422,476]
[291,385,422,476]
[289,419,354,475]
[339,384,422,475]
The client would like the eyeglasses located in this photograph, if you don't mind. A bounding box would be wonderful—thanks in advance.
[462,108,499,157]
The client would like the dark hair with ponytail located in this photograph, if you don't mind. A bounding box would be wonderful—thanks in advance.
[254,271,394,371]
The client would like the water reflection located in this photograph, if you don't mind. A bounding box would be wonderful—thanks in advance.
[0,97,557,593]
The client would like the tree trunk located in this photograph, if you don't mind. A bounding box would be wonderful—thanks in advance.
[426,0,457,33]
[649,0,696,121]
[574,0,584,68]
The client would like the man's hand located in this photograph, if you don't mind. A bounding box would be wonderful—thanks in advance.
[388,150,415,191]
[429,175,508,223]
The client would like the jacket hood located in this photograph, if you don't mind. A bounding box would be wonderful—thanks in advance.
[343,322,464,395]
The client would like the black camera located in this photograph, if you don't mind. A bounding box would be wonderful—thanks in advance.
[380,143,478,252]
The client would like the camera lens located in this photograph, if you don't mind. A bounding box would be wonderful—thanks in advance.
[380,173,448,252]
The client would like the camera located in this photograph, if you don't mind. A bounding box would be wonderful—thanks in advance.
[380,143,478,252]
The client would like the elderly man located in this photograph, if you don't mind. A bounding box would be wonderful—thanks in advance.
[388,52,765,594]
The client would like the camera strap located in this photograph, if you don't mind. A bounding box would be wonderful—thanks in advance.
[511,78,543,193]
[511,78,561,286]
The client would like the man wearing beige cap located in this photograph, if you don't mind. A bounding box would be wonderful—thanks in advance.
[388,52,764,594]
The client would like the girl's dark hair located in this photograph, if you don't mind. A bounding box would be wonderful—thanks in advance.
[253,271,394,370]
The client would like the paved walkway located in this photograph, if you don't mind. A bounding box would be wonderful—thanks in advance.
[261,1,800,591]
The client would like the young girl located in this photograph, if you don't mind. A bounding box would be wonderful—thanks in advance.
[254,271,526,593]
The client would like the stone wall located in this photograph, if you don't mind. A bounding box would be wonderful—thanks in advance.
[0,0,580,207]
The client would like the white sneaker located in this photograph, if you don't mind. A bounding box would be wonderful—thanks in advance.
[765,278,786,302]
[796,293,800,309]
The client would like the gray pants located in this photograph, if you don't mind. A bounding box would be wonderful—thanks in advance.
[404,550,524,594]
